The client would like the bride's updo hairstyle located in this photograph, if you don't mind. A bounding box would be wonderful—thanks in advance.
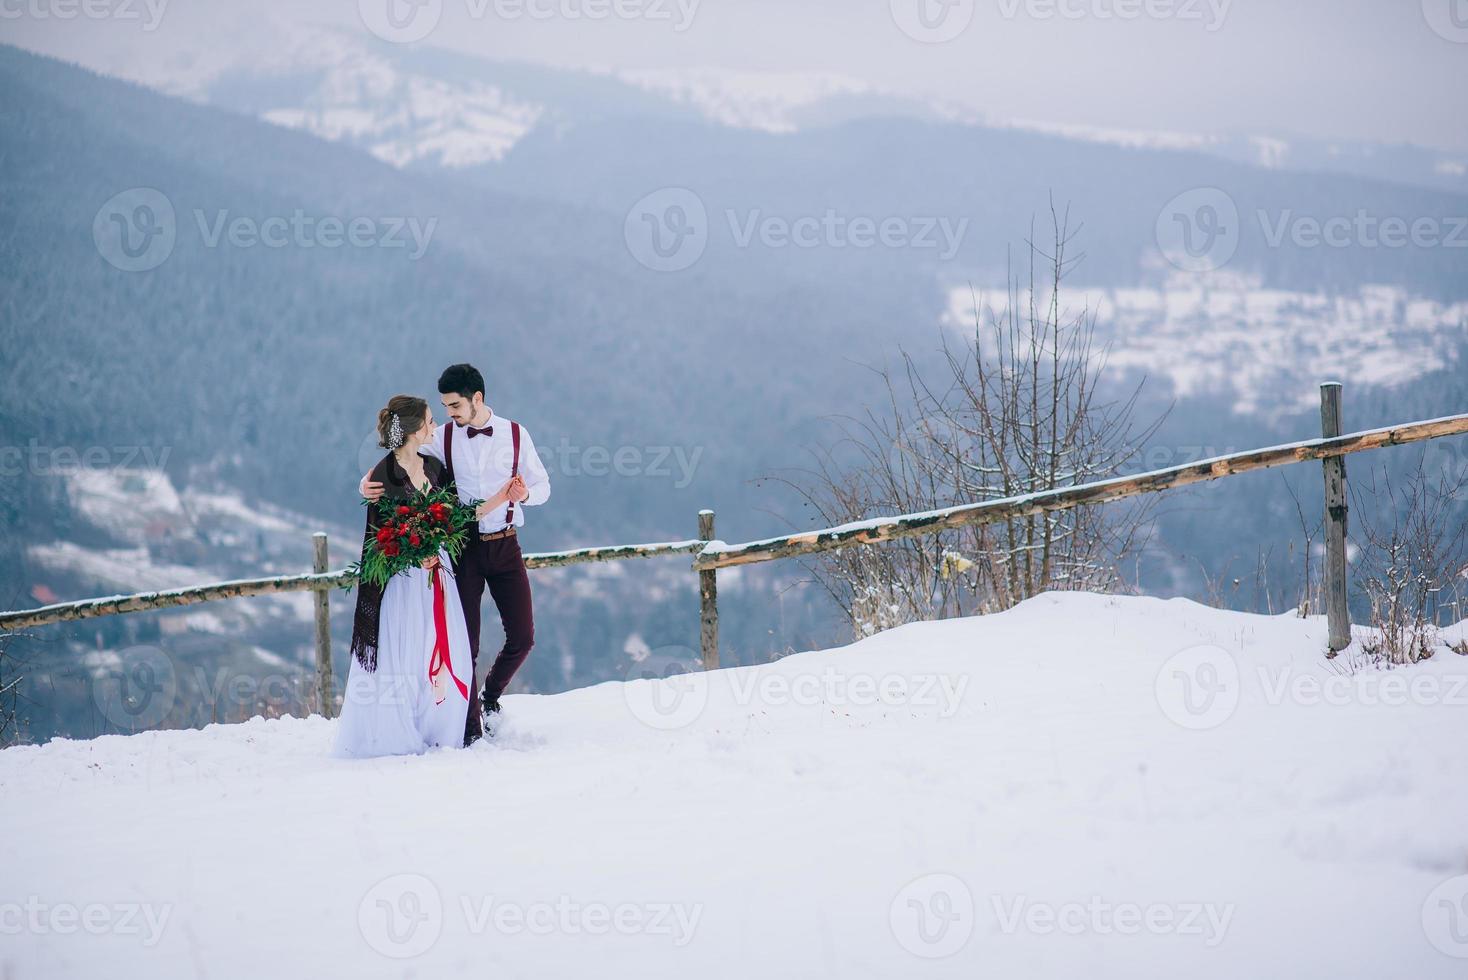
[377,395,429,450]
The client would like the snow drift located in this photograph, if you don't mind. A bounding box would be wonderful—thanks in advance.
[3,593,1467,979]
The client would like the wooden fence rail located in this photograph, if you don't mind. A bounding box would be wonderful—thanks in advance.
[2,386,1466,718]
[692,410,1468,571]
[0,539,708,632]
[0,569,359,632]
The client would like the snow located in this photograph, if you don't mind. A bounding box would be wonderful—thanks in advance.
[946,277,1467,417]
[261,58,544,169]
[1248,134,1291,168]
[1002,117,1220,152]
[3,593,1467,978]
[186,493,291,534]
[19,467,354,627]
[63,467,185,546]
[616,68,874,133]
[24,542,209,596]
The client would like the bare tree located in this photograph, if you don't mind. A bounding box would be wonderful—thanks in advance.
[1352,459,1468,664]
[779,208,1163,636]
[1284,476,1324,618]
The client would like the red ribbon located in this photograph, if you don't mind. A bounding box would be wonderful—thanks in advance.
[427,565,469,704]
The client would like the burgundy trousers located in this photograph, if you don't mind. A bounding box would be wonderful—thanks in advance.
[453,533,534,743]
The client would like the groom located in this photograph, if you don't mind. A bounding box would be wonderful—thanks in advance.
[361,363,551,745]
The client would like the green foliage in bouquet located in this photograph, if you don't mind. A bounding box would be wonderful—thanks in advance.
[349,486,481,589]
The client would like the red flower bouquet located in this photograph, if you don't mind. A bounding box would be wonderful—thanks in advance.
[350,486,480,589]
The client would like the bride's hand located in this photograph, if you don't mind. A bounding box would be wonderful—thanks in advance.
[421,555,440,570]
[474,494,506,520]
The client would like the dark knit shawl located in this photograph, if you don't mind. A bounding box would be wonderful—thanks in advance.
[349,451,450,671]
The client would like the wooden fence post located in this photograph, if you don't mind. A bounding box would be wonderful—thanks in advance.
[312,532,337,717]
[698,509,719,671]
[1320,383,1352,653]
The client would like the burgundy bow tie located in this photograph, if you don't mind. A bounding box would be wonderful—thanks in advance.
[467,424,493,439]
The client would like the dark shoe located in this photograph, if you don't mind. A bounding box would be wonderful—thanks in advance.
[480,696,502,737]
[463,693,484,747]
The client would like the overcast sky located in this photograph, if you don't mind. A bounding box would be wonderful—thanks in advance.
[6,0,1467,152]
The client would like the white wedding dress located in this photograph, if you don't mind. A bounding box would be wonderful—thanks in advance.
[334,551,474,758]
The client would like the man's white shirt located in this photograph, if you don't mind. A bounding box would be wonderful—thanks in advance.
[419,411,550,533]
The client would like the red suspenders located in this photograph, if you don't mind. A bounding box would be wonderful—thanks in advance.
[442,420,456,488]
[446,418,522,529]
[504,421,522,526]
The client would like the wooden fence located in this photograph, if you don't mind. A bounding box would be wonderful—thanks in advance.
[3,384,1467,718]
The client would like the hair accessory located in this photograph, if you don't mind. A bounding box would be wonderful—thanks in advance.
[387,413,405,450]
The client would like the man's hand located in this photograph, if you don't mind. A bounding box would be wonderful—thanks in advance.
[506,475,530,503]
[359,472,385,502]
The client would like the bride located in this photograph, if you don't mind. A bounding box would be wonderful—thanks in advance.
[334,395,474,757]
